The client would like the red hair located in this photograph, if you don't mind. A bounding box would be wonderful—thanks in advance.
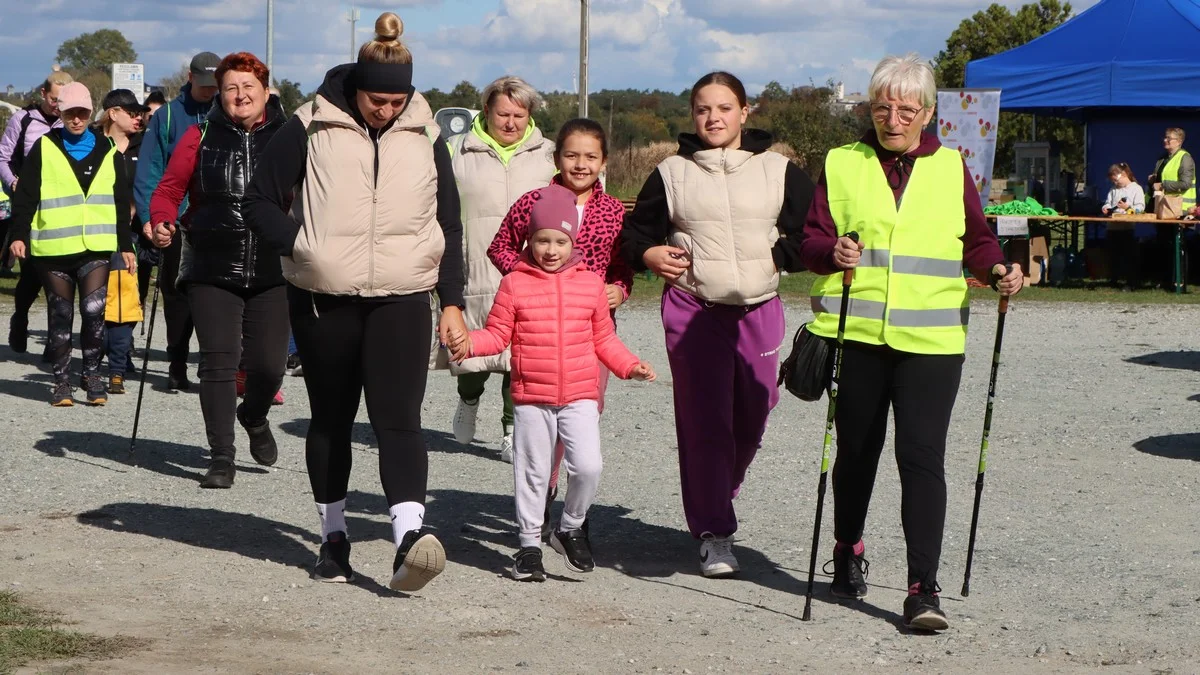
[215,52,269,89]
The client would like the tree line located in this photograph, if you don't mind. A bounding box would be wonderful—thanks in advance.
[1,1,1080,192]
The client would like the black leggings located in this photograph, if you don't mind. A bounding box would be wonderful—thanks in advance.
[188,284,289,454]
[289,285,432,507]
[159,236,194,371]
[831,342,964,588]
[40,259,109,383]
[14,258,42,318]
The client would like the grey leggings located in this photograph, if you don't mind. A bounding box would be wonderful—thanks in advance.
[39,258,109,384]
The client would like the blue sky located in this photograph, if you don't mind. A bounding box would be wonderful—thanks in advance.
[0,0,1099,98]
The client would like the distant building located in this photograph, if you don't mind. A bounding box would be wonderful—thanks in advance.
[831,82,868,113]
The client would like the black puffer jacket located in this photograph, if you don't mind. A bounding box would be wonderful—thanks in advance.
[178,96,286,290]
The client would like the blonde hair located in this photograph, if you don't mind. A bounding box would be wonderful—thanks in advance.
[868,53,936,108]
[481,76,544,113]
[1167,127,1186,143]
[41,71,74,92]
[358,12,412,64]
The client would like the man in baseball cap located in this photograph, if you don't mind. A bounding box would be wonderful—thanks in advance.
[190,51,221,89]
[131,49,220,391]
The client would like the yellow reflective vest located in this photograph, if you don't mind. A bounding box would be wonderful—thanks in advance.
[809,142,970,355]
[31,137,119,257]
[1161,149,1196,210]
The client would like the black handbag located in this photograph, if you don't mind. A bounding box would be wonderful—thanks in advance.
[777,323,834,402]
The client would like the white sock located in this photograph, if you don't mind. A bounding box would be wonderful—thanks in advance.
[316,499,347,542]
[389,501,425,549]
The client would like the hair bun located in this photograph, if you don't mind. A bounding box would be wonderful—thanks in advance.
[375,12,404,42]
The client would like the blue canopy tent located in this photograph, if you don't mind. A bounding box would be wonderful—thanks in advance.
[965,0,1200,196]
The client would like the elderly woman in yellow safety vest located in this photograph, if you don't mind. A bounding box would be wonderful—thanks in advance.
[799,54,1023,633]
[8,82,136,407]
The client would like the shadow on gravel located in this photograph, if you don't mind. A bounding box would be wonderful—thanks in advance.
[1134,434,1200,461]
[0,370,57,403]
[74,502,394,597]
[276,420,511,460]
[1127,350,1200,372]
[33,430,270,482]
[420,488,815,605]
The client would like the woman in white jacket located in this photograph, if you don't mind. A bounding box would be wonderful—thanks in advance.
[448,76,556,461]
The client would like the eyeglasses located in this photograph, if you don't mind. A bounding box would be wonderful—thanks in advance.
[871,104,923,124]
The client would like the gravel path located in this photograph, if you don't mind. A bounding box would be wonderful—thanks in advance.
[1,296,1197,673]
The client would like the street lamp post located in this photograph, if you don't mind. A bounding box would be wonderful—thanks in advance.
[266,0,274,78]
[578,0,589,118]
[349,8,360,63]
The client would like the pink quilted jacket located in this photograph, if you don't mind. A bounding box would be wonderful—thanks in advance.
[469,258,641,406]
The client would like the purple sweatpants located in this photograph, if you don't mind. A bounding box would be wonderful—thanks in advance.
[662,286,785,538]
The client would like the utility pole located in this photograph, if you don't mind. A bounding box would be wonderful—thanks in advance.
[578,0,589,118]
[266,0,274,78]
[349,7,360,63]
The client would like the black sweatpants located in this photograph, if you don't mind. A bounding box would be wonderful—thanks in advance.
[831,342,964,588]
[159,236,194,373]
[1106,229,1142,288]
[13,259,42,320]
[188,284,289,454]
[289,285,432,507]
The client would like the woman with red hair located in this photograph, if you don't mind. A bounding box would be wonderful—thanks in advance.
[150,52,289,488]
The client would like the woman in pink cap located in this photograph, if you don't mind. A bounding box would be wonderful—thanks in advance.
[8,81,136,406]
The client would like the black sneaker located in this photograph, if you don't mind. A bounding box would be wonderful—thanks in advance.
[903,582,949,631]
[511,546,546,582]
[237,403,278,466]
[541,487,557,541]
[285,353,303,376]
[825,544,869,599]
[199,451,236,489]
[50,382,73,407]
[84,374,107,406]
[8,314,27,353]
[390,529,446,592]
[312,532,355,583]
[168,367,192,391]
[549,527,594,572]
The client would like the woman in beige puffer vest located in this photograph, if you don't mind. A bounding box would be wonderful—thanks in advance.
[448,75,556,461]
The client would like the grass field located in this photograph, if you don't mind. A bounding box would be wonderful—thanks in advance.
[0,591,144,673]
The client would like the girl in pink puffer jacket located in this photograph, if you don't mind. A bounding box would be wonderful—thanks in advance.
[448,184,655,582]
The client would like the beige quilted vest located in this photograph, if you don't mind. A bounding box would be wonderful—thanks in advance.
[285,92,444,297]
[658,148,789,305]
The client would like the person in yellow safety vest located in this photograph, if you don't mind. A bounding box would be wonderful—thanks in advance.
[1150,127,1195,212]
[799,54,1024,633]
[7,82,136,407]
[1149,128,1195,289]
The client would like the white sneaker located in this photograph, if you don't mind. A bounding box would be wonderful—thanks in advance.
[499,433,514,463]
[453,398,480,444]
[699,533,739,578]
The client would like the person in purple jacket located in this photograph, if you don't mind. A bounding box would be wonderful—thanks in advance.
[0,71,73,356]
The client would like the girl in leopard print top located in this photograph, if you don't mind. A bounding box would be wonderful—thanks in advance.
[488,119,634,542]
[487,118,634,310]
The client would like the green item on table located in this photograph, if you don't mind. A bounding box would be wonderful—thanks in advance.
[983,197,1059,216]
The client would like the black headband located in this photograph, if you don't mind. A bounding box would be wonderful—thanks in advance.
[354,61,413,94]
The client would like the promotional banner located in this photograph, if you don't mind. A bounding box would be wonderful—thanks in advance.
[935,89,1001,210]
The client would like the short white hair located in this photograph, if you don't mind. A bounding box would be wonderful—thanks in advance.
[868,53,936,108]
[481,75,544,113]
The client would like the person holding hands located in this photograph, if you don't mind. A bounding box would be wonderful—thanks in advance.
[449,184,655,582]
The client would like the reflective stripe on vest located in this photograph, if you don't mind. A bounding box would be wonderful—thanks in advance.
[31,137,119,257]
[808,143,970,355]
[1162,149,1196,208]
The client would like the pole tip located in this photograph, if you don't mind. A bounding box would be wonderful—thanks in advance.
[961,583,970,597]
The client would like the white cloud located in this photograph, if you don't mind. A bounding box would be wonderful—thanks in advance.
[0,0,1101,99]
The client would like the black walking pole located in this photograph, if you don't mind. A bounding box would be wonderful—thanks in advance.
[962,265,1012,597]
[130,266,162,454]
[801,231,858,622]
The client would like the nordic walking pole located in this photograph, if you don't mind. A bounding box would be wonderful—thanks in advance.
[130,266,163,454]
[962,264,1012,597]
[802,231,858,622]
